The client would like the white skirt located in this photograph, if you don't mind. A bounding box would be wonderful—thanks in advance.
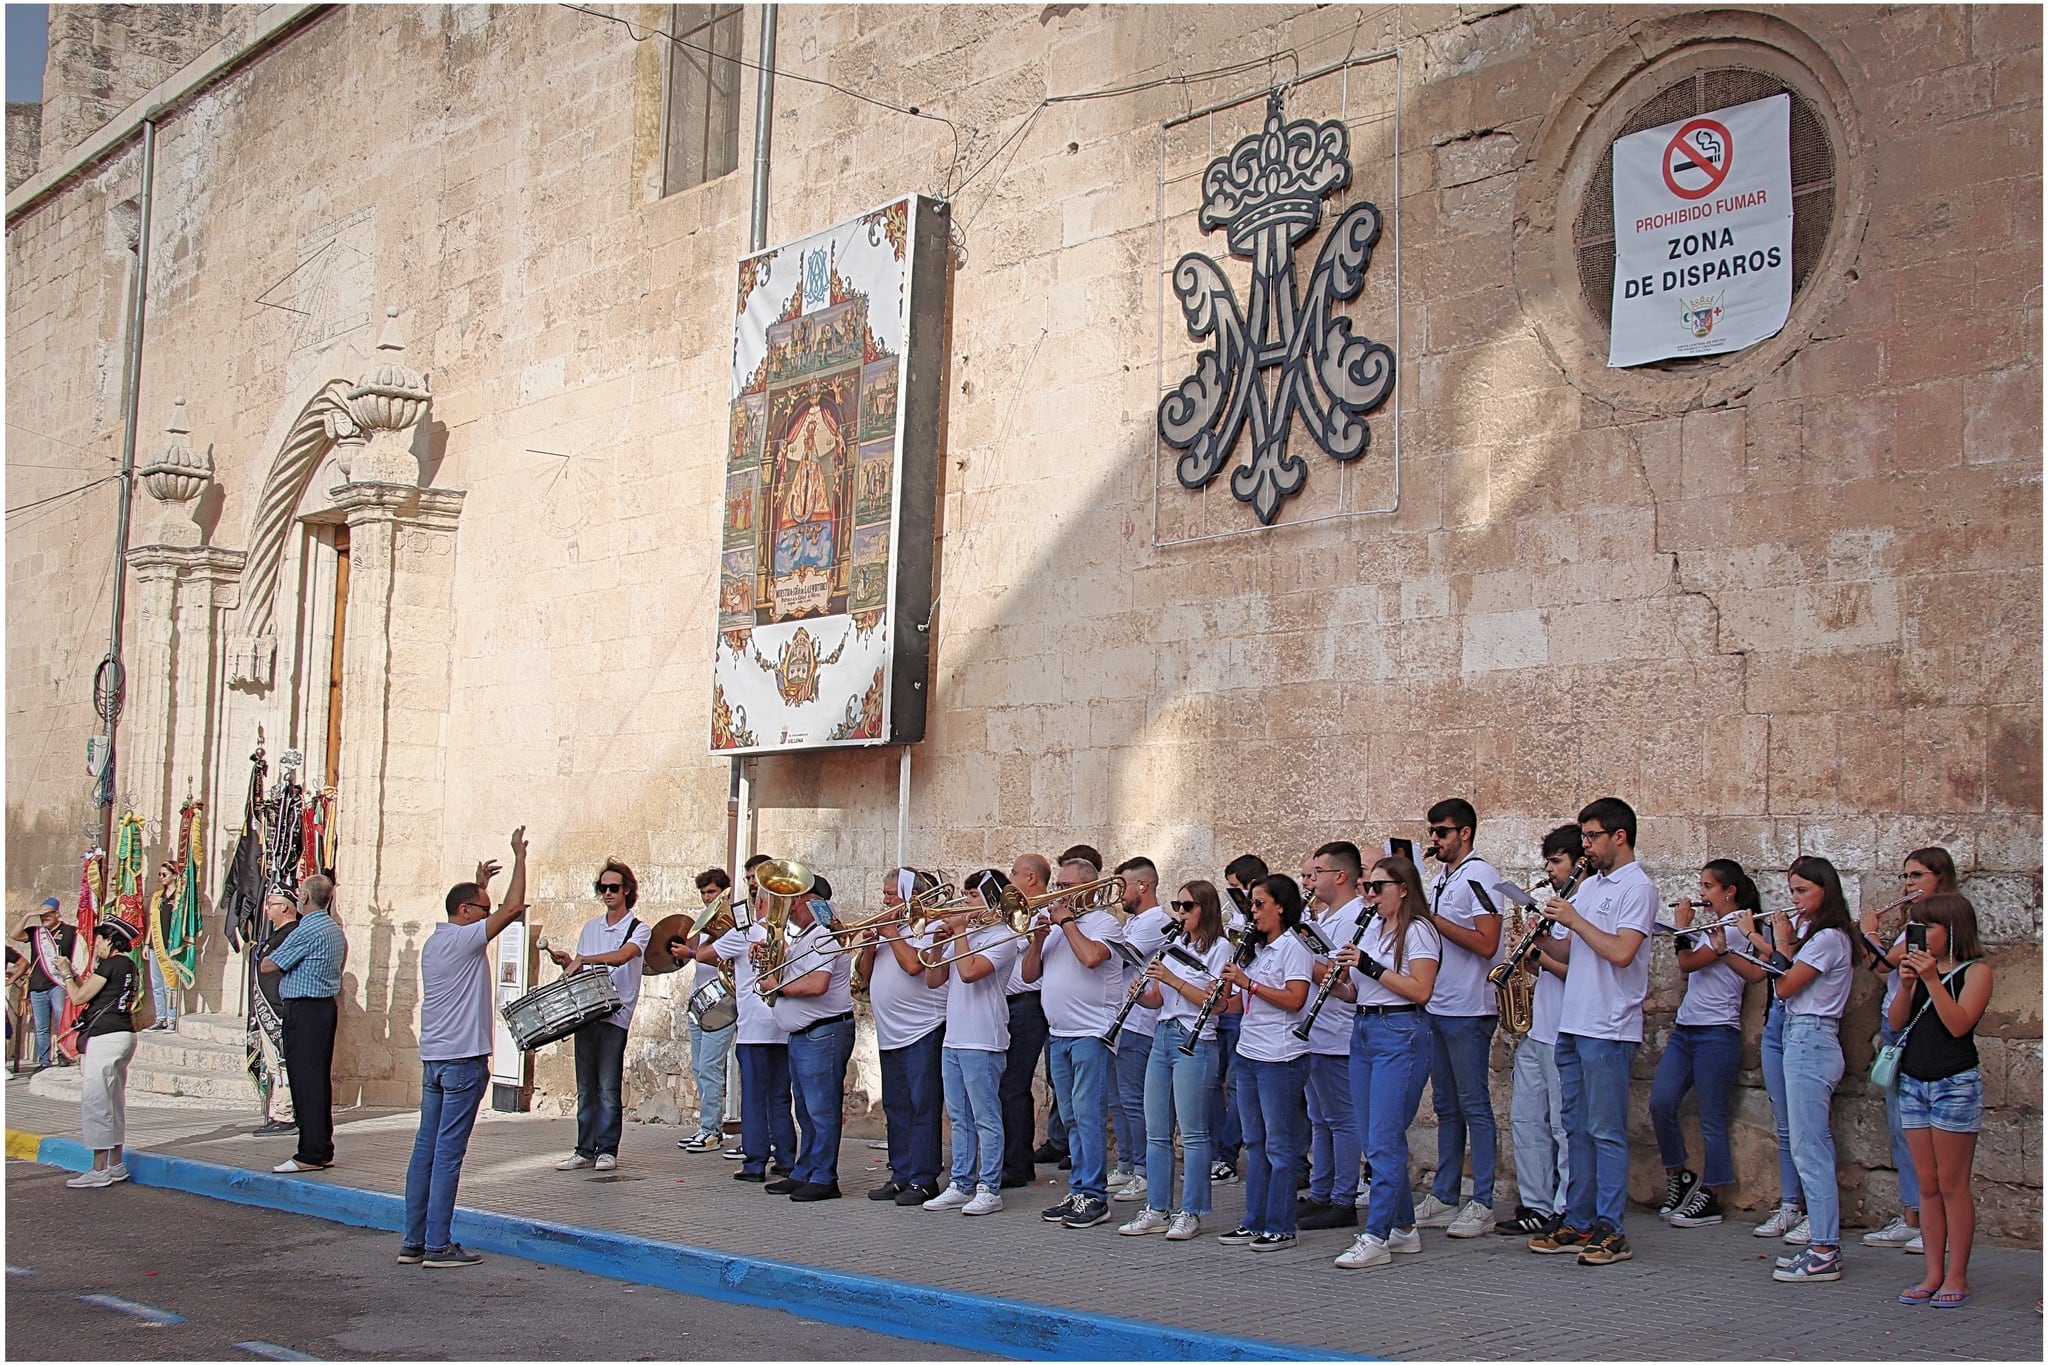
[80,1030,138,1150]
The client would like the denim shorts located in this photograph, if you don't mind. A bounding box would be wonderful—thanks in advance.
[1896,1068,1983,1134]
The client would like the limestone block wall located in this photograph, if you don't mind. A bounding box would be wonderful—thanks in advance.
[5,5,2039,1230]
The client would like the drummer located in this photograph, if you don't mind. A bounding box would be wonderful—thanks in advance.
[858,868,949,1205]
[762,875,856,1202]
[676,868,736,1154]
[547,860,651,1173]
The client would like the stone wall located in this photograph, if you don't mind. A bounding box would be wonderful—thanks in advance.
[37,3,245,164]
[6,102,41,190]
[5,5,2039,1231]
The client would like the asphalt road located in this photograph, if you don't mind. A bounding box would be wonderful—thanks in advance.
[4,1160,996,1361]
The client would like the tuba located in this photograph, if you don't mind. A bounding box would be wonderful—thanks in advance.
[751,859,815,1000]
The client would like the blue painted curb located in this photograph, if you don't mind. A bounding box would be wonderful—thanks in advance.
[31,1138,1360,1361]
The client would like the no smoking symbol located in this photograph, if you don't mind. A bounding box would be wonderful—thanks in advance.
[1663,117,1732,200]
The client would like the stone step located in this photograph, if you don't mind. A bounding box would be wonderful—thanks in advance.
[168,1013,249,1048]
[130,1035,251,1077]
[26,1063,247,1110]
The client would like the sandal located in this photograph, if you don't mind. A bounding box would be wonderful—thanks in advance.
[1897,1286,1937,1305]
[1931,1290,1971,1308]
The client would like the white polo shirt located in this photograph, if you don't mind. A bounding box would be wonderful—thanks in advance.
[1349,914,1442,1010]
[1304,897,1366,1055]
[1235,933,1312,1063]
[769,918,855,1034]
[868,927,947,1051]
[1037,908,1126,1039]
[576,912,652,1030]
[715,924,789,1045]
[1555,860,1659,1044]
[941,927,1025,1052]
[1427,856,1504,1018]
[1118,904,1174,1039]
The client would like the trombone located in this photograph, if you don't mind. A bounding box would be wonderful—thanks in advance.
[915,874,1129,969]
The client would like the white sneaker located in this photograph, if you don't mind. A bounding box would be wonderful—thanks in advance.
[1445,1200,1493,1239]
[1413,1192,1458,1228]
[1119,1208,1169,1236]
[1903,1231,1924,1254]
[1111,1172,1148,1203]
[1386,1225,1422,1254]
[105,1162,130,1183]
[923,1184,973,1210]
[1334,1232,1392,1269]
[1753,1202,1802,1237]
[1862,1214,1914,1246]
[593,1153,617,1171]
[555,1153,592,1171]
[962,1185,1004,1216]
[1166,1212,1202,1241]
[1105,1167,1136,1190]
[1782,1214,1812,1245]
[1354,1181,1373,1209]
[65,1167,115,1188]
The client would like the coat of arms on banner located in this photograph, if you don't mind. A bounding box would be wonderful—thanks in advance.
[712,196,948,755]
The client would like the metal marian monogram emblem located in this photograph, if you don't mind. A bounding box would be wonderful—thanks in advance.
[1159,90,1396,525]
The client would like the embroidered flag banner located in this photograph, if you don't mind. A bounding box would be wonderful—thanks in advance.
[712,195,948,755]
[1608,93,1792,367]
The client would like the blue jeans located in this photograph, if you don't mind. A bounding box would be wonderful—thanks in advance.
[1878,1021,1920,1211]
[1648,1023,1742,1187]
[1429,1012,1499,1208]
[1047,1034,1112,1201]
[1211,1013,1244,1159]
[999,992,1048,1183]
[1144,1021,1218,1215]
[688,1016,735,1134]
[787,1016,854,1186]
[943,1046,1005,1191]
[1509,1035,1568,1216]
[31,986,62,1066]
[1760,1003,1802,1207]
[403,1055,489,1251]
[1556,1031,1636,1232]
[1112,1025,1152,1173]
[1783,1013,1844,1245]
[1235,1053,1309,1234]
[1352,1010,1429,1239]
[1307,1050,1359,1203]
[572,1020,627,1158]
[149,953,177,1024]
[736,1042,797,1175]
[880,1026,945,1190]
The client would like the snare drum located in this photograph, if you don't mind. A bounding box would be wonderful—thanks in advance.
[501,968,622,1051]
[686,976,738,1032]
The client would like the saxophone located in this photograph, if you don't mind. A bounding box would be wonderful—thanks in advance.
[1497,904,1538,1037]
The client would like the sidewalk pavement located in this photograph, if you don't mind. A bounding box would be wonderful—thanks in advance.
[6,1076,2042,1361]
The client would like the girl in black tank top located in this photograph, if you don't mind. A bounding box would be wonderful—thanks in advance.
[1885,892,1994,1309]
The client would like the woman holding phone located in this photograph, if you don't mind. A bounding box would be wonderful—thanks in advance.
[1889,892,1992,1308]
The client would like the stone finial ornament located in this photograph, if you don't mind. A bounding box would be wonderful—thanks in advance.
[137,397,212,546]
[345,307,432,434]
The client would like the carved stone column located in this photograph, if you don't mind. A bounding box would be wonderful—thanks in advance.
[126,399,245,1011]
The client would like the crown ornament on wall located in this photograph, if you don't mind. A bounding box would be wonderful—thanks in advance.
[1159,88,1396,526]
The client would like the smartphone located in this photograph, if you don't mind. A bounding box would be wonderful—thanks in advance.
[1385,837,1417,865]
[1906,922,1928,953]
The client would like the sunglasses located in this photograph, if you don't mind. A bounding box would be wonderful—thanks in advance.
[1169,899,1198,912]
[461,901,490,914]
[1426,825,1458,837]
[1361,879,1395,892]
[595,882,625,895]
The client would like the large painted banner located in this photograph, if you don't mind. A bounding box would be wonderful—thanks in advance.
[1608,93,1792,367]
[712,195,948,755]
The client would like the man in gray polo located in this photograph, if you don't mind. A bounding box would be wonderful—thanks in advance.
[400,827,528,1268]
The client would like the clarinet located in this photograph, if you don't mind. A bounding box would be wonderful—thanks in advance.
[1291,906,1372,1042]
[1487,857,1593,989]
[1180,931,1257,1056]
[1098,922,1184,1047]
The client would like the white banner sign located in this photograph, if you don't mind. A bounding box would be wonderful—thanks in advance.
[1608,93,1793,367]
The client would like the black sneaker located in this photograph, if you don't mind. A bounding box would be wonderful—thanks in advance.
[867,1181,905,1202]
[1248,1232,1297,1252]
[422,1243,483,1268]
[1299,1202,1358,1230]
[1002,1171,1035,1189]
[1657,1168,1700,1219]
[1669,1187,1723,1228]
[1041,1194,1081,1223]
[764,1177,800,1194]
[790,1181,841,1202]
[253,1120,298,1137]
[733,1169,768,1183]
[896,1182,939,1206]
[396,1244,425,1265]
[1057,1155,1072,1171]
[1216,1224,1256,1246]
[1495,1205,1552,1235]
[1061,1195,1112,1229]
[1032,1141,1068,1164]
[1577,1226,1633,1265]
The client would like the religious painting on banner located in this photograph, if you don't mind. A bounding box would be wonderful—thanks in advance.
[712,195,949,755]
[1608,93,1793,367]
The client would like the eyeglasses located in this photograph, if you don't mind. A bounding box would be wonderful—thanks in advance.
[1169,899,1198,912]
[596,882,625,895]
[1426,825,1458,838]
[461,901,491,914]
[1582,828,1613,842]
[1361,879,1395,892]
